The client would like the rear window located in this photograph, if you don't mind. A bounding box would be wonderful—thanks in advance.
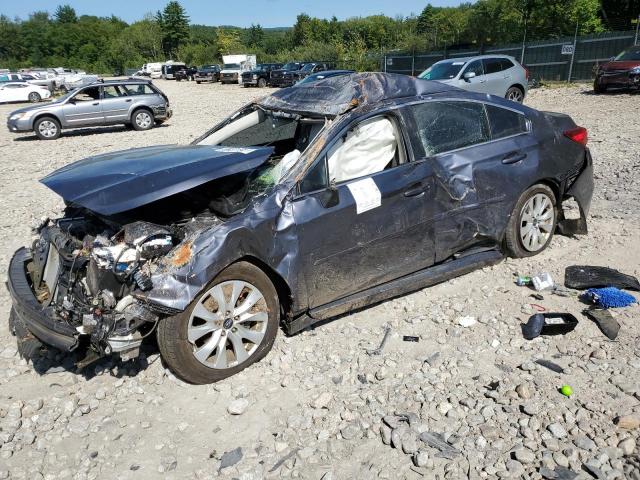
[408,101,491,156]
[122,84,155,95]
[483,58,513,74]
[486,104,528,139]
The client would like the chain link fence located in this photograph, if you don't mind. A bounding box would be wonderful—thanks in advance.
[382,18,640,83]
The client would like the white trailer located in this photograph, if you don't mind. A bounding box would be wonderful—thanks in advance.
[220,55,257,84]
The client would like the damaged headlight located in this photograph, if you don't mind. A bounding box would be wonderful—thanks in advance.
[253,74,258,79]
[630,66,640,74]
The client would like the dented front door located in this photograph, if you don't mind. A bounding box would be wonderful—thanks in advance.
[291,161,437,309]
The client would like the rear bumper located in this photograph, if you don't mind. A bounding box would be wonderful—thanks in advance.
[557,149,594,236]
[6,248,78,352]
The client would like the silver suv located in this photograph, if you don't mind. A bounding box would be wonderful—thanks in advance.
[7,80,172,140]
[418,55,528,102]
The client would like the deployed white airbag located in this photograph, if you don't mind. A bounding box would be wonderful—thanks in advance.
[327,117,397,183]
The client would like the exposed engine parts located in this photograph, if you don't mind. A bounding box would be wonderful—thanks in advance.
[28,216,182,357]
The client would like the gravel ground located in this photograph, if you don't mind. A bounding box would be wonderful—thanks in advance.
[0,80,638,480]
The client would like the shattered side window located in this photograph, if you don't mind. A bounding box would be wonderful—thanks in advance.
[408,101,490,156]
[485,104,528,139]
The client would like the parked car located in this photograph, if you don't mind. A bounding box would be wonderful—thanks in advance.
[0,73,26,83]
[161,61,186,80]
[418,55,529,102]
[7,73,593,384]
[593,46,640,93]
[175,66,198,81]
[269,62,305,87]
[220,55,257,84]
[6,80,171,140]
[291,62,333,83]
[195,65,221,83]
[57,74,101,93]
[294,69,354,86]
[241,63,283,87]
[0,82,51,103]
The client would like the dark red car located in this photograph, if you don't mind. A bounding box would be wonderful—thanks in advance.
[594,46,640,93]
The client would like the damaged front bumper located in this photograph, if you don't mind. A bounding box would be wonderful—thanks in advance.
[7,248,78,352]
[557,149,594,235]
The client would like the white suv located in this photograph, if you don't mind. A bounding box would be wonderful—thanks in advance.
[418,55,529,102]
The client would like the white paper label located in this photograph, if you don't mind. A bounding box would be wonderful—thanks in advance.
[347,178,381,214]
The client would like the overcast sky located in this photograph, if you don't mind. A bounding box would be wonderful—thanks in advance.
[3,0,464,27]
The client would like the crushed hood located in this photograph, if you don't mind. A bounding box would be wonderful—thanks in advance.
[41,145,274,216]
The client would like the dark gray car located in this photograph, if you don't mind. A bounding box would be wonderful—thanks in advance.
[7,80,172,140]
[7,73,593,384]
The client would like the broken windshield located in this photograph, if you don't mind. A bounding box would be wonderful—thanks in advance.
[197,107,324,188]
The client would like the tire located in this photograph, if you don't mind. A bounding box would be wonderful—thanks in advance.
[505,183,558,258]
[28,92,41,103]
[258,78,267,88]
[505,86,524,103]
[34,116,61,140]
[593,79,607,94]
[196,81,201,84]
[157,262,280,384]
[131,109,154,131]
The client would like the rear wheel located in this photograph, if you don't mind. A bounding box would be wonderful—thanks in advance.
[506,86,524,103]
[28,92,41,103]
[131,109,154,131]
[505,184,557,258]
[593,79,607,94]
[157,262,279,384]
[34,116,61,140]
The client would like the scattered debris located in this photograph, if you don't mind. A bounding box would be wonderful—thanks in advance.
[402,335,419,342]
[516,275,532,286]
[585,287,637,308]
[522,313,578,340]
[219,447,243,471]
[559,385,573,397]
[535,359,565,374]
[530,293,545,300]
[582,309,620,340]
[366,325,392,356]
[418,432,461,460]
[539,466,579,479]
[565,265,640,291]
[532,272,554,291]
[269,449,299,473]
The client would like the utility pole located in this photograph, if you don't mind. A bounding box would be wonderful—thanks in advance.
[567,21,578,83]
[521,16,528,64]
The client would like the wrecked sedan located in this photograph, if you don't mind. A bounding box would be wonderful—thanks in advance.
[7,73,593,384]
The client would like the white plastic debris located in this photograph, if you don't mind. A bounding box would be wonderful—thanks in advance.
[532,272,554,291]
[458,316,477,328]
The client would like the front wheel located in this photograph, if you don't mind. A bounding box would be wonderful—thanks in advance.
[131,109,154,131]
[593,79,607,94]
[28,92,41,103]
[505,184,557,258]
[34,116,61,140]
[505,86,524,103]
[157,262,279,384]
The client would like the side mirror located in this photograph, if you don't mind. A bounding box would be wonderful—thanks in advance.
[463,71,476,81]
[609,56,615,61]
[319,179,339,208]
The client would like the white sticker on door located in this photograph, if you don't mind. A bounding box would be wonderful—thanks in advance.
[347,178,381,214]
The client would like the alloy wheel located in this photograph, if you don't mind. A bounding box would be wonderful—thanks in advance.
[519,193,555,252]
[28,92,40,103]
[187,280,268,369]
[135,111,152,129]
[38,120,58,138]
[507,88,524,102]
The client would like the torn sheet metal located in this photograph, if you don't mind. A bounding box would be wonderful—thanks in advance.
[257,72,456,117]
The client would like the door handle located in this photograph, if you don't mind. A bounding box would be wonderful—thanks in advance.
[502,151,527,164]
[125,99,132,102]
[92,102,99,106]
[404,183,428,198]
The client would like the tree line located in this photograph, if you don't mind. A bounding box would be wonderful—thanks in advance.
[0,0,637,74]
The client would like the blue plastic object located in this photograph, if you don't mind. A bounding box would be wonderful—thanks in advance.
[586,287,637,308]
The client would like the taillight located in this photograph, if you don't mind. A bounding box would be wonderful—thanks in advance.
[524,67,530,80]
[564,126,588,146]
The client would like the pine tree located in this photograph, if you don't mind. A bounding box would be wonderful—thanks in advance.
[156,1,190,59]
